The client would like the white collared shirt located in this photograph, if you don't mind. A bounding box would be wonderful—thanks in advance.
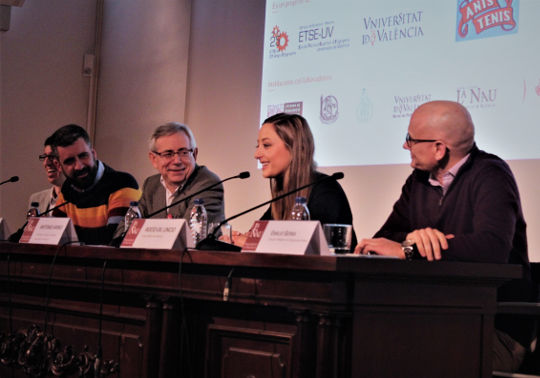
[159,176,187,215]
[428,154,470,195]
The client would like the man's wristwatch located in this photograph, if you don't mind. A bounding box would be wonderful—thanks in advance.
[401,240,415,261]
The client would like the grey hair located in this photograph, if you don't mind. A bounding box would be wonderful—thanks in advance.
[149,122,197,151]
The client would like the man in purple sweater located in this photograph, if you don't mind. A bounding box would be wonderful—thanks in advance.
[355,100,534,372]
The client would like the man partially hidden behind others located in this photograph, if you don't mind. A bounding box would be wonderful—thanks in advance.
[355,100,534,373]
[28,134,65,215]
[51,124,141,245]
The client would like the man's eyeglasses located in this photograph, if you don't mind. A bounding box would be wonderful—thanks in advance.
[152,148,193,160]
[405,133,437,148]
[38,154,58,161]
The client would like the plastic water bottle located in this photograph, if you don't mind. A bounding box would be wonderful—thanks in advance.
[124,201,142,232]
[26,202,40,218]
[290,196,310,220]
[190,198,208,245]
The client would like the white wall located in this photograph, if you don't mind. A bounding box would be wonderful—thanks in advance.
[95,0,191,184]
[1,0,539,261]
[186,0,269,224]
[0,0,95,227]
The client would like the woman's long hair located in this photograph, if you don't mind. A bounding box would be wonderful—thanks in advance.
[263,113,316,220]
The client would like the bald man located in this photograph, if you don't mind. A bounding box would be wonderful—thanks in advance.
[355,100,533,372]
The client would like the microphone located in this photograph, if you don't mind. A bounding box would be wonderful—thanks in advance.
[146,171,250,218]
[196,172,344,251]
[109,171,251,247]
[0,176,19,186]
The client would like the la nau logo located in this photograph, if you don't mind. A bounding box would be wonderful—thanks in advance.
[456,0,518,42]
[457,86,497,108]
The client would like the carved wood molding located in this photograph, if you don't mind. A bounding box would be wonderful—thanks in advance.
[0,324,118,377]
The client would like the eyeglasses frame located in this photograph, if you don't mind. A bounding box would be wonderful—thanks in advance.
[152,148,194,160]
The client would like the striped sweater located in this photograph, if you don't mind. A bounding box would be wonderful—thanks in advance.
[53,162,141,245]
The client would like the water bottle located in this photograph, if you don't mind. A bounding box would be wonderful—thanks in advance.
[124,201,142,232]
[189,198,208,245]
[290,196,310,220]
[26,202,40,218]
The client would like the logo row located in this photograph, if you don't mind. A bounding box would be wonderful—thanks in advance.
[266,80,540,124]
[268,0,519,58]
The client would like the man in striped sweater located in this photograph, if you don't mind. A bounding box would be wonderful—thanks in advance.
[51,124,141,245]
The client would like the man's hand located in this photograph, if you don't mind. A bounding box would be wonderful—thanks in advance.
[354,237,404,258]
[406,228,454,261]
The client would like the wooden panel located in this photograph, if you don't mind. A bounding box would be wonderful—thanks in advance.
[0,242,521,378]
[206,324,293,378]
[352,310,482,377]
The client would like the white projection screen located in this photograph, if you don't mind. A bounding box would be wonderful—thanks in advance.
[260,0,539,167]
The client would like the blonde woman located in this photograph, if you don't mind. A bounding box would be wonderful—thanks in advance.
[233,113,356,247]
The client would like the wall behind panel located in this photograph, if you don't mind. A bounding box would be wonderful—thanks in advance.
[0,0,96,228]
[185,0,269,225]
[95,0,191,185]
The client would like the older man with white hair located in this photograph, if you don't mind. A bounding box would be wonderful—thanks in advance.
[131,122,224,222]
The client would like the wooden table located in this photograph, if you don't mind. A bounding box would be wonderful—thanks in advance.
[0,242,521,377]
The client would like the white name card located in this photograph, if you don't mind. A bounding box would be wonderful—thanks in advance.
[120,218,192,250]
[242,220,330,255]
[0,217,10,240]
[19,217,78,245]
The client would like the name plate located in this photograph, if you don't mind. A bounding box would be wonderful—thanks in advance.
[0,218,10,240]
[120,218,192,250]
[242,220,330,255]
[19,217,78,245]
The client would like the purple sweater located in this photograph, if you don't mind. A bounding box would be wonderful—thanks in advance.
[375,145,534,345]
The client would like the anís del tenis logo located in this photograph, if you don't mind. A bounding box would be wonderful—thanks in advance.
[456,0,518,42]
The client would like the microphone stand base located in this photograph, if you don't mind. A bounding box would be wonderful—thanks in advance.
[196,238,241,252]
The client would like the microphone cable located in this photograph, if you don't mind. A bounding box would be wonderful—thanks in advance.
[222,268,234,302]
[7,253,13,333]
[96,259,108,375]
[43,240,82,335]
[177,249,194,378]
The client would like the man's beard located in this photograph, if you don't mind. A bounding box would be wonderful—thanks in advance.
[70,163,98,190]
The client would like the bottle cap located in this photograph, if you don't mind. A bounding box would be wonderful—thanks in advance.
[129,201,138,206]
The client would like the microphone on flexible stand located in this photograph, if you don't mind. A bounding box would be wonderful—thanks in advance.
[146,171,250,218]
[0,176,19,186]
[110,171,251,247]
[196,172,345,252]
